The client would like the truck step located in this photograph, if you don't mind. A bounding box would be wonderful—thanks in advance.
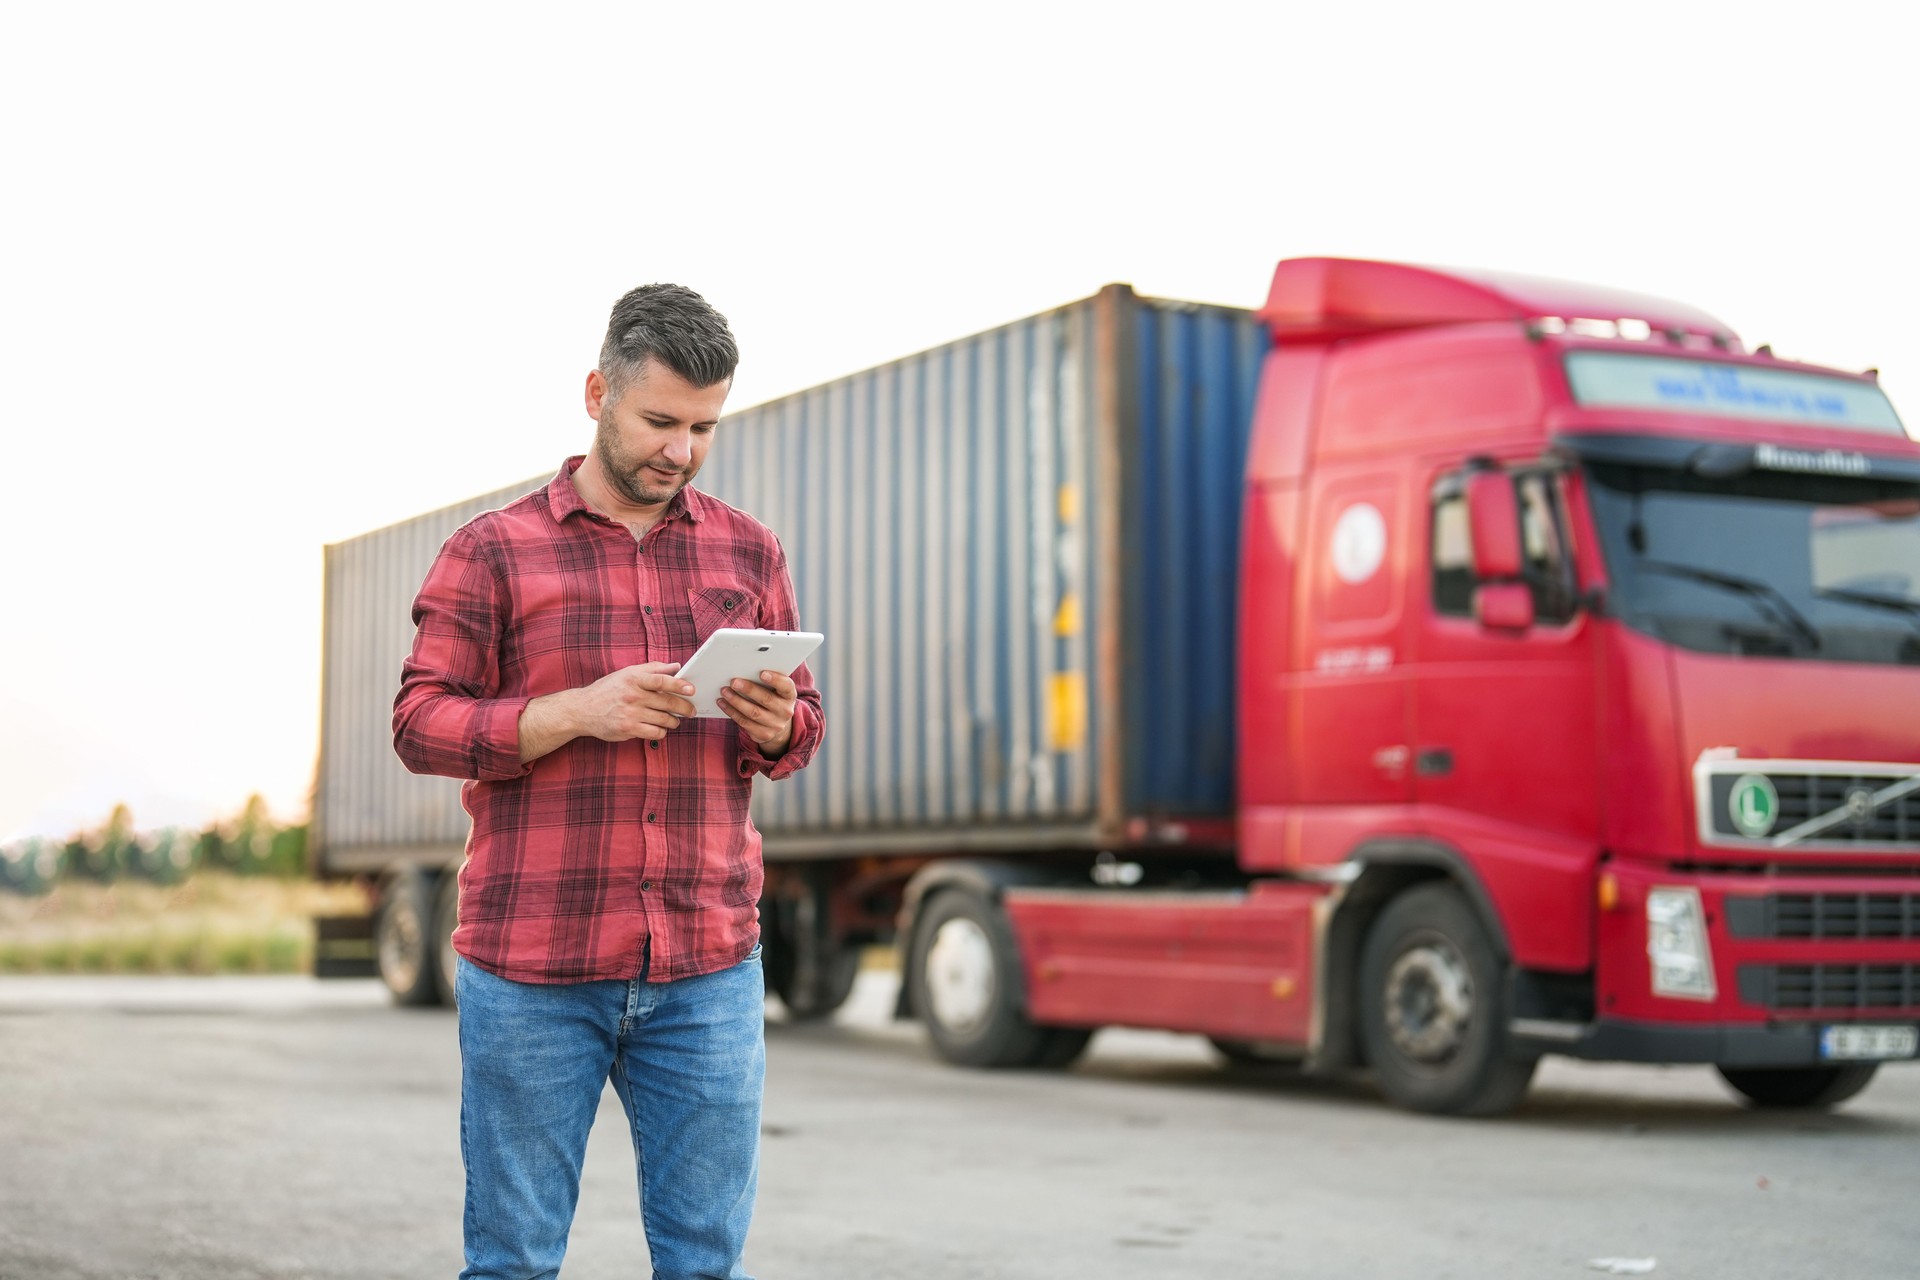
[1004,882,1328,1045]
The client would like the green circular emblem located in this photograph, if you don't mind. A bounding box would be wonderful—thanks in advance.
[1729,773,1779,839]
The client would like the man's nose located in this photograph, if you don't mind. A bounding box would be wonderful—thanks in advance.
[661,431,693,467]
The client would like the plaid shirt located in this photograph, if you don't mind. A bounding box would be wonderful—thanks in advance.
[393,456,823,984]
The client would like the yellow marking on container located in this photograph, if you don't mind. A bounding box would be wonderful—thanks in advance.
[1057,483,1081,523]
[1052,592,1082,638]
[1047,672,1088,752]
[1271,976,1296,1000]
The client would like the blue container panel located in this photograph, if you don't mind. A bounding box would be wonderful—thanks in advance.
[1123,303,1269,821]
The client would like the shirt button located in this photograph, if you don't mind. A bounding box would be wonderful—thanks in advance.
[644,605,653,614]
[646,813,658,823]
[641,880,655,892]
[649,741,660,750]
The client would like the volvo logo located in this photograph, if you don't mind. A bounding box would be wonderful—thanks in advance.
[1845,786,1879,827]
[1728,774,1779,838]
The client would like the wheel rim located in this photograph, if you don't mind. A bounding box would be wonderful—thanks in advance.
[925,917,996,1034]
[1384,938,1474,1063]
[380,900,423,992]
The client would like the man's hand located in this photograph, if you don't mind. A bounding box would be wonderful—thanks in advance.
[719,669,799,758]
[518,663,697,763]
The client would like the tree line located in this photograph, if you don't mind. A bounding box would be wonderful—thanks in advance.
[0,796,308,895]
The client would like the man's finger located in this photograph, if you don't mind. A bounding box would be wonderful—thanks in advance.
[725,679,774,711]
[759,670,797,699]
[638,671,698,696]
[721,700,786,744]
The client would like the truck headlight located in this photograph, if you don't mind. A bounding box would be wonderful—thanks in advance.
[1647,887,1716,1001]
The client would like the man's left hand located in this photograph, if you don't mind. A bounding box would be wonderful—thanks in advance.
[719,670,798,758]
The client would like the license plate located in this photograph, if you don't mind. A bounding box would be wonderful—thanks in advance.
[1820,1025,1919,1061]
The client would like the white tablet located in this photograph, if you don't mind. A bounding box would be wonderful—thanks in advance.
[675,628,824,718]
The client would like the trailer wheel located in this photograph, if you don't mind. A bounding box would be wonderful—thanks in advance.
[909,889,1051,1068]
[432,867,461,1008]
[1717,1064,1878,1109]
[376,869,440,1007]
[1358,882,1536,1116]
[766,935,862,1021]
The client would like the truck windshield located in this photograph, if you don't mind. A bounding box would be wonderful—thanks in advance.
[1583,462,1920,665]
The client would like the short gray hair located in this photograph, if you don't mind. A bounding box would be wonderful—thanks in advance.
[598,283,738,396]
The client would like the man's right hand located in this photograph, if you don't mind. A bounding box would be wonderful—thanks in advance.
[574,662,699,742]
[518,663,697,763]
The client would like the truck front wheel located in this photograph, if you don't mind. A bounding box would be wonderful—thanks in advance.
[1717,1064,1878,1109]
[909,889,1059,1068]
[1358,882,1537,1116]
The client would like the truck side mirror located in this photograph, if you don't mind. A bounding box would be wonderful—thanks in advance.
[1465,471,1523,580]
[1465,471,1534,632]
[1474,581,1536,631]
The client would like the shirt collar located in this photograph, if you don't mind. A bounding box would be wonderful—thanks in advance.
[548,455,707,527]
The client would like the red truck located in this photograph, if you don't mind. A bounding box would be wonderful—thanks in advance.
[316,258,1920,1115]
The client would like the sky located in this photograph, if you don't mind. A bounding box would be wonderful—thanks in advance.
[2,1,1915,842]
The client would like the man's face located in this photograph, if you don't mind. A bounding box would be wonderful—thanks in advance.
[587,359,731,509]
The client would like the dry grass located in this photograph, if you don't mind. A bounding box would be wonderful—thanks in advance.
[0,874,371,975]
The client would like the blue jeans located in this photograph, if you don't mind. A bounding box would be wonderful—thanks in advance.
[455,944,765,1280]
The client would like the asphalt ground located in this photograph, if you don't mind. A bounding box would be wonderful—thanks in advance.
[1,973,1916,1280]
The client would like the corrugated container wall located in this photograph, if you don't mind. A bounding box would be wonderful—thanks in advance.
[314,288,1266,873]
[316,478,545,871]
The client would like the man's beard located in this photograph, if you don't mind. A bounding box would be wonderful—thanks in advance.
[595,414,687,507]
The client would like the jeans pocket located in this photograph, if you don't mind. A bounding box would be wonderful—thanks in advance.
[746,941,763,963]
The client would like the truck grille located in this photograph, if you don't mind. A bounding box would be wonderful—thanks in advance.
[1770,774,1919,843]
[1738,963,1920,1012]
[1726,893,1920,940]
[1696,759,1920,852]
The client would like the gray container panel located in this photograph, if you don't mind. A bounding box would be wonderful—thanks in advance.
[694,302,1120,846]
[316,477,541,869]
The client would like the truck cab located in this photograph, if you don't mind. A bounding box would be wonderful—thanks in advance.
[1230,258,1920,1110]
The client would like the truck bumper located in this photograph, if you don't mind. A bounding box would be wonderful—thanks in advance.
[1518,1017,1919,1067]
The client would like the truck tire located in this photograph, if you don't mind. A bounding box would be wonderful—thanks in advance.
[766,934,861,1021]
[432,867,461,1008]
[376,869,440,1007]
[1717,1064,1878,1109]
[1210,1038,1304,1069]
[1358,882,1537,1116]
[1033,1027,1095,1069]
[909,888,1052,1068]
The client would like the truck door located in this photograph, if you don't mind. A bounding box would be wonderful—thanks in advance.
[1294,470,1415,808]
[1413,463,1600,855]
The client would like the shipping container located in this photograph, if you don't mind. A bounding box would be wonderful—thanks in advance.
[313,285,1266,876]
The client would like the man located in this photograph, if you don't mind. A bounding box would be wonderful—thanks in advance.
[393,283,823,1280]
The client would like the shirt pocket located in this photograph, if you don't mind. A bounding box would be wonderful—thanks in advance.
[687,584,759,645]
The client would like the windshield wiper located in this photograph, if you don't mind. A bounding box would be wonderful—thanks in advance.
[1816,586,1920,638]
[1637,560,1823,652]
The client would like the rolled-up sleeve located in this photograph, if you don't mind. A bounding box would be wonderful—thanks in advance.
[392,527,533,782]
[736,538,824,781]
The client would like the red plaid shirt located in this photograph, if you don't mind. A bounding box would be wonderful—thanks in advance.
[393,457,823,984]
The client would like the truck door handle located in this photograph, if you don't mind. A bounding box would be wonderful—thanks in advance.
[1417,748,1454,778]
[1371,745,1410,778]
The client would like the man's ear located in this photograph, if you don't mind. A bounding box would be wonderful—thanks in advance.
[584,369,610,421]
